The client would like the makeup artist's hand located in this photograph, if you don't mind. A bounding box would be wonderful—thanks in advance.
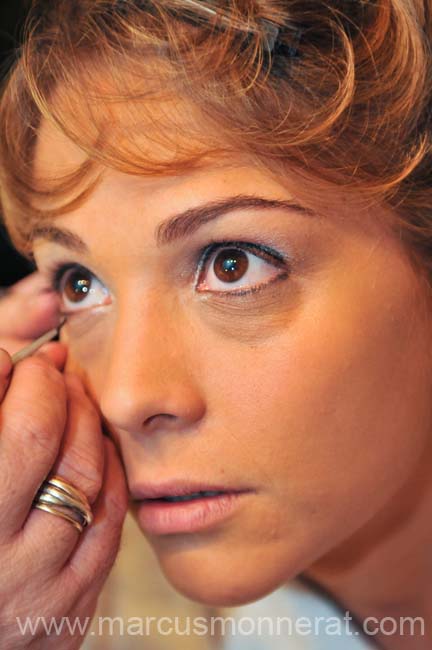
[0,341,128,648]
[0,271,65,367]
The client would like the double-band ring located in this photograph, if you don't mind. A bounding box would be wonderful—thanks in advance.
[33,476,93,533]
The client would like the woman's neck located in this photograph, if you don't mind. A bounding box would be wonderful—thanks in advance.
[303,443,432,650]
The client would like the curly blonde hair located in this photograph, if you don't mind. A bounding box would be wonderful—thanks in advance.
[0,1,431,280]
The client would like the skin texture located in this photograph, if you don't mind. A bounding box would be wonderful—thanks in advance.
[30,119,432,649]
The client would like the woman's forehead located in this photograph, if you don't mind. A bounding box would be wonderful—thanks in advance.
[34,118,282,203]
[35,118,88,177]
[33,84,230,181]
[30,73,396,245]
[32,112,380,242]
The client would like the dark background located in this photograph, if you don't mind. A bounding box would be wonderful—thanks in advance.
[0,0,34,286]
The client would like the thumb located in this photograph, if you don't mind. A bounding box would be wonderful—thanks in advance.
[35,342,68,372]
[0,290,61,340]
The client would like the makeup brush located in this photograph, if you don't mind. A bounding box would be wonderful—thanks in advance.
[11,317,67,366]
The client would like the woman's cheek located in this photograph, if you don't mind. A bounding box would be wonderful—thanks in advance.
[196,272,305,345]
[61,310,111,375]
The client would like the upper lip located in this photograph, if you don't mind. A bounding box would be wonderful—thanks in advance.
[130,480,251,500]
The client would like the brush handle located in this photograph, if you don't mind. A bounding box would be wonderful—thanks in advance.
[11,318,66,365]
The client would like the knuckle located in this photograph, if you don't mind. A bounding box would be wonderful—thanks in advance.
[5,398,66,456]
[58,454,104,504]
[59,438,104,505]
[1,358,67,459]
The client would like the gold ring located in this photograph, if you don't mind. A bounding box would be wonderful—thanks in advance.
[33,475,93,533]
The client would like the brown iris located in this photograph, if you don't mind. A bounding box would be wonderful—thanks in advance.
[213,248,249,283]
[64,270,92,303]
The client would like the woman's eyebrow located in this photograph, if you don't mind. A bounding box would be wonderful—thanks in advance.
[30,194,316,252]
[31,225,89,253]
[155,194,317,246]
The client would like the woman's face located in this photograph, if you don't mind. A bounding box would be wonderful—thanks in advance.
[33,121,432,607]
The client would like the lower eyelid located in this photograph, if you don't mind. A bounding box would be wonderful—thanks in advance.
[59,301,113,323]
[198,269,290,297]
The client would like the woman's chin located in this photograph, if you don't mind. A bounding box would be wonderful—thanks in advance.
[150,540,300,607]
[161,563,294,607]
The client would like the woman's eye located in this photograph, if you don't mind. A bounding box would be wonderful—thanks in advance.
[54,265,111,313]
[195,243,288,296]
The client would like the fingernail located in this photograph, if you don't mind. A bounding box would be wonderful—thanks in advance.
[0,349,12,377]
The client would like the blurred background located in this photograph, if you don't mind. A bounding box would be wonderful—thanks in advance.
[0,0,34,286]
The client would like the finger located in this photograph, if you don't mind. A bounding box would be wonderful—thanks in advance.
[53,374,105,504]
[6,272,49,297]
[22,373,106,571]
[36,342,68,372]
[0,287,61,340]
[64,437,128,591]
[0,356,67,537]
[5,323,68,369]
[0,348,12,401]
[42,594,99,650]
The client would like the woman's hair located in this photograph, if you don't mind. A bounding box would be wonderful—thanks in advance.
[0,1,431,281]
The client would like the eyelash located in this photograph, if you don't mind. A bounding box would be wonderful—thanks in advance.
[45,239,289,302]
[48,261,91,294]
[195,239,288,296]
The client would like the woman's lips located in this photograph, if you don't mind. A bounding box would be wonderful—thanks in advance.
[130,479,249,500]
[131,481,253,535]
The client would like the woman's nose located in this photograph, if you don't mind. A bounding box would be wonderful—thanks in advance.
[99,300,206,434]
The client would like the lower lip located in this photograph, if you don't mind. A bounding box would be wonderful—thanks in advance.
[135,492,249,535]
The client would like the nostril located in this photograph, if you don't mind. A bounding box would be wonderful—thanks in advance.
[144,413,176,428]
